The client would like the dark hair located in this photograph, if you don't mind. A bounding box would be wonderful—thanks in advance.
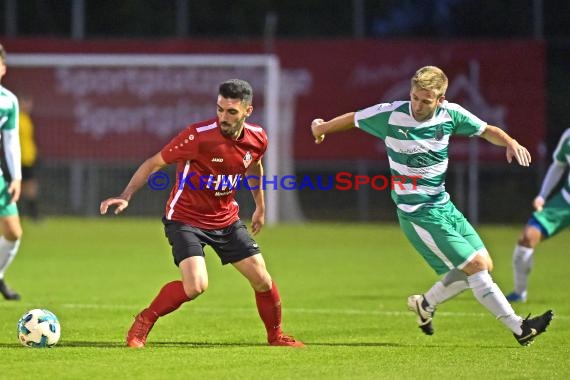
[218,79,253,104]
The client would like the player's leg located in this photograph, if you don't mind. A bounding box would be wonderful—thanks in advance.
[219,220,303,347]
[506,221,543,302]
[447,206,532,338]
[456,208,553,345]
[126,219,206,348]
[138,256,206,322]
[462,252,553,345]
[406,268,470,335]
[425,268,469,307]
[22,165,41,221]
[400,202,554,344]
[399,206,474,335]
[0,186,23,300]
[24,179,41,220]
[232,255,303,347]
[508,193,570,302]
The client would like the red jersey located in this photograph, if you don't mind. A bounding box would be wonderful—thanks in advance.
[160,118,268,229]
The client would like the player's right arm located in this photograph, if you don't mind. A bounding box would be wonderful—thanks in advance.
[100,152,167,215]
[311,112,356,144]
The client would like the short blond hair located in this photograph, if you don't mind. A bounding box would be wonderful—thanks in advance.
[411,66,448,98]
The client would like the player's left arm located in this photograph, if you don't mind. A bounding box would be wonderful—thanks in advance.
[533,160,566,211]
[245,160,265,235]
[480,124,531,166]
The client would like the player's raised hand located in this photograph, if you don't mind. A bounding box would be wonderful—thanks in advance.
[100,197,129,215]
[506,140,531,166]
[311,118,325,144]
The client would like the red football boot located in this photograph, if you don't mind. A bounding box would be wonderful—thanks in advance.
[268,334,305,348]
[126,312,155,348]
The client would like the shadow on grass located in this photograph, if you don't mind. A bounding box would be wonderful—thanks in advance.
[0,342,125,348]
[306,342,405,347]
[1,341,271,348]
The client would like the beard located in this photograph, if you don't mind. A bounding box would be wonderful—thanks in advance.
[220,119,245,138]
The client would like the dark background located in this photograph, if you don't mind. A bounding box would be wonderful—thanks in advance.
[1,0,569,222]
[2,0,569,149]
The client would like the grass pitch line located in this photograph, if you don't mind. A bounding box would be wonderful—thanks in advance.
[3,303,565,320]
[53,303,568,320]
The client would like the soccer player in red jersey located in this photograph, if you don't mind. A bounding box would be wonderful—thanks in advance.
[100,79,303,348]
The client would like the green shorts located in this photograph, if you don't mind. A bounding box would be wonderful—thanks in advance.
[531,191,570,238]
[0,175,19,217]
[397,201,484,275]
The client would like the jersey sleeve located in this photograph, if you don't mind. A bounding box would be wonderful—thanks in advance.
[552,128,570,165]
[354,103,393,139]
[160,125,200,164]
[257,129,268,161]
[0,93,22,180]
[446,103,487,137]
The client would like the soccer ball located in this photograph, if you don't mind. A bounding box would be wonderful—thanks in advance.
[17,309,61,348]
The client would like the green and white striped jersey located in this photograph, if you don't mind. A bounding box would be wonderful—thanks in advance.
[552,128,570,203]
[0,85,18,131]
[355,100,486,213]
[0,85,22,180]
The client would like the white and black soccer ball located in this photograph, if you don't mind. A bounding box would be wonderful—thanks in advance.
[17,309,61,348]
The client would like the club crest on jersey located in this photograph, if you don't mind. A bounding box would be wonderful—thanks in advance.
[435,126,444,141]
[243,151,253,168]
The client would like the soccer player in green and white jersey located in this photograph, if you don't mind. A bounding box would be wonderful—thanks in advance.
[311,65,553,346]
[506,128,570,303]
[0,44,24,300]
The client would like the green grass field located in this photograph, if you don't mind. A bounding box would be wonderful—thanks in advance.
[0,218,568,379]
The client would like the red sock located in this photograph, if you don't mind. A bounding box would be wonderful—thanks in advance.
[255,280,283,340]
[141,280,190,323]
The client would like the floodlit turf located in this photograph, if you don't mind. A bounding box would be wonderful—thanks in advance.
[1,217,568,379]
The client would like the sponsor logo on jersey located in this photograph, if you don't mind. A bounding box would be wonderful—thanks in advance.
[435,126,444,141]
[201,173,242,192]
[211,157,224,162]
[243,151,253,168]
[406,151,440,168]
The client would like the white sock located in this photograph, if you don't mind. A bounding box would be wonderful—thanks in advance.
[424,269,469,307]
[513,245,533,295]
[467,270,523,335]
[0,237,20,278]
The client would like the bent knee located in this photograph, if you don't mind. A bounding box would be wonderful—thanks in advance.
[3,232,22,241]
[463,254,493,275]
[486,257,494,272]
[518,226,542,248]
[183,280,208,298]
[517,235,537,248]
[3,228,22,241]
[250,274,272,293]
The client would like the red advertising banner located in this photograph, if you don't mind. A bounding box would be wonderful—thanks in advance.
[3,39,545,162]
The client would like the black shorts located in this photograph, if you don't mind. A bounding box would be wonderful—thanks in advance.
[22,165,36,181]
[162,218,261,266]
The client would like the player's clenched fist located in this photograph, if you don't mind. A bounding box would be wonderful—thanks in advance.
[311,118,325,144]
